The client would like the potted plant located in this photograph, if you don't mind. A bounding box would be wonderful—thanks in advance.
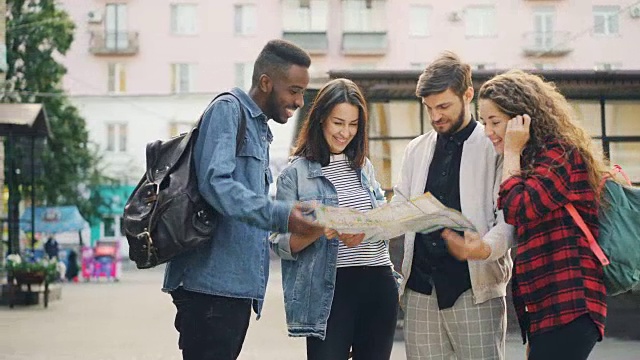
[5,254,59,285]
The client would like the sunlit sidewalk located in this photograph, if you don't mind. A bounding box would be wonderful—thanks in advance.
[1,261,639,360]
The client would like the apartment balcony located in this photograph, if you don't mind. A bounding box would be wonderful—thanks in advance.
[522,31,572,57]
[89,31,139,56]
[341,31,388,55]
[282,31,328,55]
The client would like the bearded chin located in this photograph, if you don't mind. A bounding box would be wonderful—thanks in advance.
[444,106,467,135]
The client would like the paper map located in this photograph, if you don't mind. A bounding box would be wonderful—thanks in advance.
[314,192,476,242]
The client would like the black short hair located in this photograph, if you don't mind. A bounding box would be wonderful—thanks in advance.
[416,51,472,98]
[252,39,311,87]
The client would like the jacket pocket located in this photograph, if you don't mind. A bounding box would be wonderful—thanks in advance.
[237,138,264,160]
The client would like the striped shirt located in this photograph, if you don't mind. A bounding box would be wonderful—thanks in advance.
[322,154,392,268]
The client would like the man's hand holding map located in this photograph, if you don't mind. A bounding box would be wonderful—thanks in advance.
[313,192,476,242]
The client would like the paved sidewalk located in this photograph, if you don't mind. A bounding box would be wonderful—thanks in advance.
[1,261,639,359]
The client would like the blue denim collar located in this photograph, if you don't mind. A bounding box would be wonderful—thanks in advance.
[229,87,265,121]
[305,157,364,183]
[307,160,324,178]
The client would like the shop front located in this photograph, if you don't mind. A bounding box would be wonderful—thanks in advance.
[326,69,640,191]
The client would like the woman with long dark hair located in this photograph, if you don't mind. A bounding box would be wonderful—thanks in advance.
[270,78,398,360]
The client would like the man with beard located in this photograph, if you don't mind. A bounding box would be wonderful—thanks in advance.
[163,39,324,360]
[392,51,515,360]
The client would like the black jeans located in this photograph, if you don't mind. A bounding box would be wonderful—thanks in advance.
[528,314,600,360]
[171,287,252,360]
[307,266,399,360]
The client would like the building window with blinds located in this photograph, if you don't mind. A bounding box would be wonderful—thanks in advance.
[593,6,620,36]
[282,0,327,32]
[341,0,387,54]
[234,4,257,36]
[342,0,386,33]
[409,5,431,37]
[105,3,129,50]
[171,4,198,35]
[465,6,497,38]
[532,7,555,50]
[107,63,126,94]
[106,123,128,152]
[170,63,194,93]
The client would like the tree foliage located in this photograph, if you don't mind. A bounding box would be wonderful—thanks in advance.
[3,0,111,224]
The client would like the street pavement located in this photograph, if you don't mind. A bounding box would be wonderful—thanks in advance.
[1,260,640,359]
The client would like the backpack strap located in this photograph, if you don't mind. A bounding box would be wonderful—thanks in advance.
[609,164,632,186]
[566,165,630,267]
[232,98,247,155]
[197,91,248,155]
[565,203,610,266]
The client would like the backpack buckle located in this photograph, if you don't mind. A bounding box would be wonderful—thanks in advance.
[137,231,153,245]
[136,231,154,263]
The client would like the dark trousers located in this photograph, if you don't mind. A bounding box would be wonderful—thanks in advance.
[307,266,399,360]
[171,287,252,360]
[528,314,600,360]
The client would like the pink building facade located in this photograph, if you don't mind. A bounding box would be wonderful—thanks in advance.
[54,0,639,239]
[61,0,640,96]
[58,0,640,187]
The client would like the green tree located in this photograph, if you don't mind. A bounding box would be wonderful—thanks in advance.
[3,0,110,224]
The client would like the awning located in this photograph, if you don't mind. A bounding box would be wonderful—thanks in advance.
[0,103,51,137]
[19,206,90,234]
[327,69,640,100]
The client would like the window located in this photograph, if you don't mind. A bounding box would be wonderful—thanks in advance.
[472,63,496,71]
[235,62,254,91]
[465,6,496,37]
[605,101,640,182]
[595,63,621,71]
[533,7,555,49]
[105,3,128,49]
[571,101,602,137]
[106,123,128,152]
[103,217,116,237]
[368,101,423,190]
[342,0,386,32]
[171,4,197,35]
[282,0,328,31]
[170,63,195,93]
[352,62,377,70]
[593,6,619,36]
[534,63,555,70]
[107,63,126,93]
[409,5,430,37]
[234,4,257,36]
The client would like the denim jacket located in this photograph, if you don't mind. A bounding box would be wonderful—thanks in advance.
[270,156,386,339]
[163,88,292,316]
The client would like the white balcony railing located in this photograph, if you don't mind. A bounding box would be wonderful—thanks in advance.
[90,31,139,56]
[341,31,388,55]
[282,31,329,55]
[522,31,572,56]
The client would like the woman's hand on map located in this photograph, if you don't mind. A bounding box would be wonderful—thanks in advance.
[325,229,366,247]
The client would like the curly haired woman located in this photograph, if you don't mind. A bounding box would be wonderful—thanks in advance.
[477,70,608,360]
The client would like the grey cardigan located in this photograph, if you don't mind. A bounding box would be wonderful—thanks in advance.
[393,123,515,304]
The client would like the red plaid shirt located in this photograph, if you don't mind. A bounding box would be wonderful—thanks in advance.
[498,141,606,343]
